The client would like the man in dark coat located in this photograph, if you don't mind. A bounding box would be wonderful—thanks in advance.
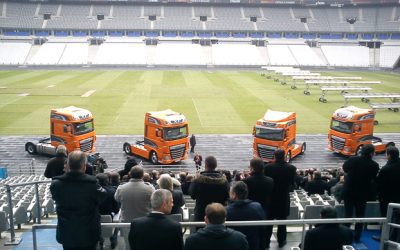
[342,143,379,242]
[184,203,249,250]
[190,134,196,153]
[226,181,265,250]
[305,171,329,195]
[50,150,107,250]
[189,156,230,221]
[243,158,273,250]
[44,145,67,178]
[304,206,353,250]
[129,189,183,250]
[264,149,296,248]
[376,146,400,241]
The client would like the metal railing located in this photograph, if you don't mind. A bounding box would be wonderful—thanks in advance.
[380,203,400,250]
[32,217,387,250]
[3,180,51,245]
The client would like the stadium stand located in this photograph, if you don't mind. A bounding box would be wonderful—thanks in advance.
[28,42,66,65]
[212,43,266,65]
[0,42,31,64]
[288,44,326,66]
[92,42,147,65]
[267,44,298,66]
[58,43,89,65]
[379,45,400,68]
[321,45,370,67]
[154,43,207,65]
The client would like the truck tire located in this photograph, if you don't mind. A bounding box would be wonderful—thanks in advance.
[285,151,291,163]
[150,151,158,165]
[301,143,306,154]
[123,143,132,155]
[26,143,37,155]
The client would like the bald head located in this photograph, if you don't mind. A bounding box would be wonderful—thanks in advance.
[205,203,226,225]
[67,150,87,172]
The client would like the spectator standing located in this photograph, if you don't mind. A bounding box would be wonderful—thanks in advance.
[129,189,183,250]
[44,145,67,178]
[158,174,185,214]
[226,181,265,250]
[190,134,196,153]
[189,156,230,222]
[305,171,329,195]
[376,146,400,241]
[96,173,120,249]
[50,150,107,250]
[264,149,296,248]
[114,165,155,250]
[118,157,137,180]
[243,158,274,250]
[303,206,353,250]
[184,203,249,250]
[342,144,379,242]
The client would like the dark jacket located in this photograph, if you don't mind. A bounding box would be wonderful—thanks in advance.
[99,185,119,217]
[243,173,274,218]
[171,189,185,214]
[304,224,353,250]
[129,213,183,250]
[189,171,230,221]
[305,177,329,195]
[184,224,249,250]
[342,155,379,201]
[190,135,196,146]
[377,158,400,204]
[44,154,66,178]
[264,160,296,218]
[50,171,107,247]
[226,199,265,250]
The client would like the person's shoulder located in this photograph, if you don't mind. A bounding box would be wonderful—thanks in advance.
[229,228,247,240]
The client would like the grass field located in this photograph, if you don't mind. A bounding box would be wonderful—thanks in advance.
[0,70,399,135]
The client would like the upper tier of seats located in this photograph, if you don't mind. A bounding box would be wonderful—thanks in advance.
[0,1,399,33]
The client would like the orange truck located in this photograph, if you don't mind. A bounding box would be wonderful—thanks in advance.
[25,106,96,155]
[123,109,189,164]
[253,110,306,162]
[328,106,395,156]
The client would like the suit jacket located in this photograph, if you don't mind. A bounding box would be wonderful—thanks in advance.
[304,224,353,250]
[114,179,154,222]
[264,160,296,218]
[243,173,274,217]
[50,171,107,247]
[377,158,400,204]
[342,155,379,201]
[184,224,248,250]
[129,212,183,250]
[44,154,66,178]
[305,178,329,195]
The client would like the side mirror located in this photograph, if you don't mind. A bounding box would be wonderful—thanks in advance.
[252,127,255,136]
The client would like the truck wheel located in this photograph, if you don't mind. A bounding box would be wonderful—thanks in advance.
[285,151,291,163]
[356,145,363,156]
[301,143,306,154]
[26,143,37,155]
[150,151,158,165]
[123,143,131,155]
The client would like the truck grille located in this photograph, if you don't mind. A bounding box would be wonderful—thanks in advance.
[80,137,94,152]
[170,144,186,160]
[257,144,277,160]
[331,135,345,151]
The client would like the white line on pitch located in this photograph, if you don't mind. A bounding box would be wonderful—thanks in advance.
[81,89,96,98]
[18,93,29,96]
[192,98,205,127]
[47,85,55,88]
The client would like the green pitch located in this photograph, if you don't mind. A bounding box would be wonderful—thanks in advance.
[0,70,399,135]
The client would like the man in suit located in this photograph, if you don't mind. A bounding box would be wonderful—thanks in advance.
[342,143,379,242]
[184,203,248,250]
[243,158,274,250]
[50,150,107,250]
[129,189,183,250]
[264,149,296,248]
[305,171,329,195]
[303,206,353,250]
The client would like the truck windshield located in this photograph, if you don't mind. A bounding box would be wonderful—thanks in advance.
[164,125,188,141]
[73,120,94,135]
[331,119,353,134]
[255,127,284,141]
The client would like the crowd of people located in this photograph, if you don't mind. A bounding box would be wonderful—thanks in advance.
[45,143,400,250]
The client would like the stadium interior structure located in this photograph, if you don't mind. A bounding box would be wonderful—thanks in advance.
[0,0,399,68]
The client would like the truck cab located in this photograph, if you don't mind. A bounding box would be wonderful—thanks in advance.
[328,106,394,156]
[123,109,189,164]
[25,106,96,155]
[253,110,306,162]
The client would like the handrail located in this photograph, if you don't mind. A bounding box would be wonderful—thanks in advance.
[380,203,400,250]
[32,217,387,250]
[4,180,52,245]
